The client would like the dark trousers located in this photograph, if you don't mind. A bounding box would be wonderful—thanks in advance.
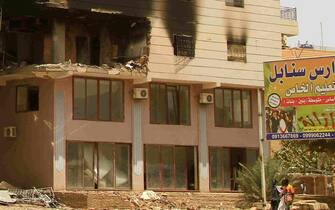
[271,200,279,210]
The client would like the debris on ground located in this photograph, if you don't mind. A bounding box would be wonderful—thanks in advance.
[140,190,161,200]
[0,181,62,209]
[0,190,16,205]
[291,200,330,210]
[9,187,59,208]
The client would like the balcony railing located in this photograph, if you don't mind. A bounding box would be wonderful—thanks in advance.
[281,7,297,21]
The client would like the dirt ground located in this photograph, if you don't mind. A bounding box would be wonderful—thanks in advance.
[0,204,72,210]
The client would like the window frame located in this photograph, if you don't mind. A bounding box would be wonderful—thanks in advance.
[227,40,247,62]
[149,83,191,125]
[173,34,195,57]
[16,85,39,113]
[72,76,124,122]
[225,0,244,8]
[144,144,199,191]
[65,141,132,190]
[214,88,252,128]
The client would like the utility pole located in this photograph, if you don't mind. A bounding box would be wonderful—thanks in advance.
[320,22,324,50]
[257,88,267,208]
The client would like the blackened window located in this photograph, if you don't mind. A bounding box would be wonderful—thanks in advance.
[76,36,89,64]
[225,0,244,8]
[214,88,252,128]
[227,40,246,62]
[16,85,39,112]
[73,77,124,121]
[150,83,190,125]
[173,34,195,57]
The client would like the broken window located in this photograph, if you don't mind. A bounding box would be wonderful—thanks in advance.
[73,77,124,121]
[67,142,131,189]
[225,0,244,8]
[150,83,190,125]
[227,40,246,62]
[214,88,252,128]
[145,145,198,191]
[16,85,39,112]
[76,36,90,64]
[173,34,195,57]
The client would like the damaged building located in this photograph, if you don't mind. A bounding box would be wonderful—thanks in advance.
[0,0,298,192]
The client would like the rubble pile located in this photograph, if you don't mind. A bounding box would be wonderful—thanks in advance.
[104,191,201,209]
[35,55,149,75]
[0,181,62,209]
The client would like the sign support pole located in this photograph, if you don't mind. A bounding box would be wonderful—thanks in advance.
[257,88,267,208]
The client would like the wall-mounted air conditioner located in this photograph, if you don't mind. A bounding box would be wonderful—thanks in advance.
[199,93,214,104]
[3,127,17,138]
[133,88,148,99]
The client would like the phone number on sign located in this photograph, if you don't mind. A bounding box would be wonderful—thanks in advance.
[268,132,335,140]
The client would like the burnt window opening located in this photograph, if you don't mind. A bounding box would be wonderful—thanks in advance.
[75,36,89,64]
[227,40,246,62]
[225,0,244,8]
[90,37,100,66]
[173,34,195,57]
[1,17,49,68]
[16,85,39,112]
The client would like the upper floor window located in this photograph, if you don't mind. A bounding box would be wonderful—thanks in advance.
[227,40,246,62]
[173,34,195,57]
[150,83,190,125]
[214,88,252,128]
[73,77,124,121]
[225,0,244,8]
[16,85,39,112]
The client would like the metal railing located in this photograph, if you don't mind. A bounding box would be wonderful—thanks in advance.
[281,7,297,21]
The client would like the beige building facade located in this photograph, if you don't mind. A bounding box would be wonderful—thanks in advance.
[0,0,298,192]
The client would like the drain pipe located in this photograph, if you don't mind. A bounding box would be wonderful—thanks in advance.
[257,88,267,208]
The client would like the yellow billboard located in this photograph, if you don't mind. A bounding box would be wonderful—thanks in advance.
[264,56,335,140]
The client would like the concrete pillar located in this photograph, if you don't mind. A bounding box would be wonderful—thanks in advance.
[52,20,65,63]
[53,89,66,190]
[132,101,145,191]
[198,105,210,192]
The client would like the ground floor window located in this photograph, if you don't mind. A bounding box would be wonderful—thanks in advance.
[145,145,198,190]
[209,147,258,191]
[66,142,131,189]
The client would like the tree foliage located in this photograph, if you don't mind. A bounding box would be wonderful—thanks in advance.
[237,159,288,203]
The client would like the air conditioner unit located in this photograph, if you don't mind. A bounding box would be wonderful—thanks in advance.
[199,93,214,104]
[3,127,17,138]
[133,88,148,99]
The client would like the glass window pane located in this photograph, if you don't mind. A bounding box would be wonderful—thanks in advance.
[210,148,223,190]
[161,146,174,188]
[67,143,82,188]
[86,79,98,120]
[74,78,86,119]
[214,89,224,126]
[99,80,110,121]
[150,84,167,124]
[111,81,124,121]
[115,144,130,188]
[146,145,161,189]
[98,143,114,188]
[233,90,242,127]
[242,90,252,127]
[167,86,179,124]
[175,147,187,189]
[83,143,95,188]
[67,142,94,188]
[17,86,28,112]
[186,147,197,190]
[179,86,190,125]
[223,148,231,189]
[223,89,233,126]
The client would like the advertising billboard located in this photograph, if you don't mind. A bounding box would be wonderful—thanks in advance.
[264,56,335,140]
